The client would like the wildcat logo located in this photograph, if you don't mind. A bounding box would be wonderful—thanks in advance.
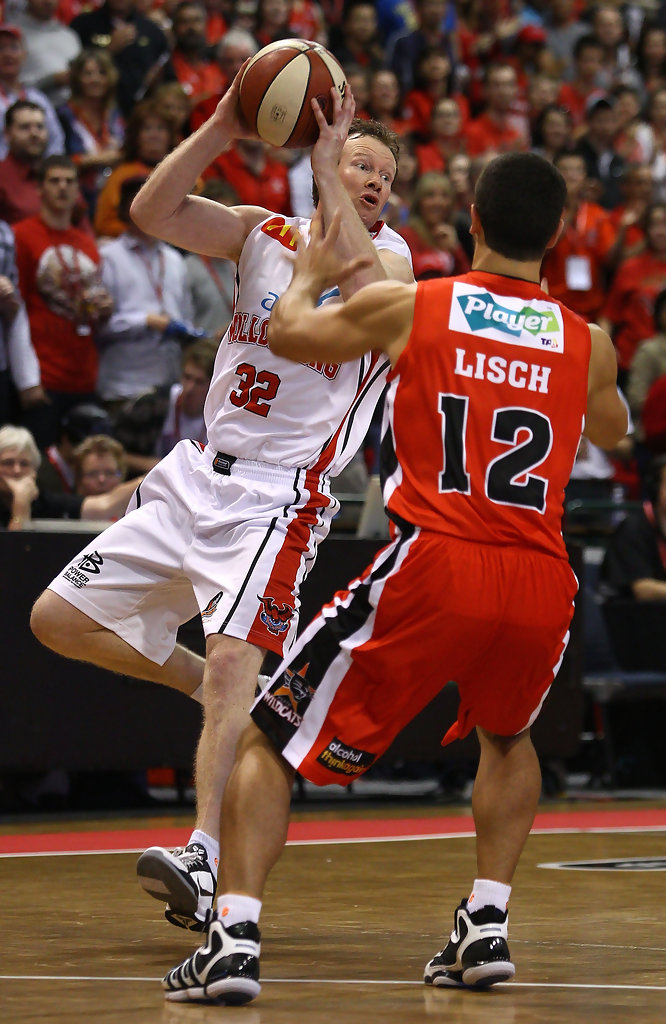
[258,595,294,635]
[449,282,564,353]
[261,217,298,251]
[261,665,313,725]
[201,590,224,620]
[272,666,314,714]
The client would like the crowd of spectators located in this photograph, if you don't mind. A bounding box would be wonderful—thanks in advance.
[4,0,666,529]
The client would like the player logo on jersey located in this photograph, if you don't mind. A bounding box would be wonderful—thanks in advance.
[449,283,564,352]
[258,594,294,635]
[261,217,299,251]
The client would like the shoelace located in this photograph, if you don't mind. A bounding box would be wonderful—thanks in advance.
[173,847,209,871]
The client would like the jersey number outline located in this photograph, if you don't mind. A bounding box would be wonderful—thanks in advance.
[438,394,553,512]
[229,362,281,418]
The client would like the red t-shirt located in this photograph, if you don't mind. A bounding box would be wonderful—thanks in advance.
[204,146,292,214]
[602,250,666,370]
[463,112,527,157]
[541,202,616,320]
[398,225,470,280]
[13,216,101,393]
[171,51,226,108]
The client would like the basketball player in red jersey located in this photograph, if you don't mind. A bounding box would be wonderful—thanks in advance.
[162,151,628,1004]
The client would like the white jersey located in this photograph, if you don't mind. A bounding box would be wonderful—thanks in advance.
[204,214,412,475]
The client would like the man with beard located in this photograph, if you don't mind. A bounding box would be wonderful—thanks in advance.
[170,1,225,111]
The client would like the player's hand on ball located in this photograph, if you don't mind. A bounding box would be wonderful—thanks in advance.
[294,207,371,294]
[310,85,355,176]
[212,60,262,142]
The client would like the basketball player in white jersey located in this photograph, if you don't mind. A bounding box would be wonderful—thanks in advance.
[30,68,414,930]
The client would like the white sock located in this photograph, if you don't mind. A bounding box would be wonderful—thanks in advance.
[467,878,511,914]
[189,829,220,875]
[190,683,204,704]
[217,893,262,926]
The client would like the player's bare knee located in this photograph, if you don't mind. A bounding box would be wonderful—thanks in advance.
[31,591,83,654]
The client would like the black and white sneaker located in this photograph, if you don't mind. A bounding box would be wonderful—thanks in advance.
[137,842,217,932]
[162,915,261,1004]
[424,898,515,988]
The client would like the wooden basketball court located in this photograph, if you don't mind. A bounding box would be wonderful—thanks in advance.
[1,800,665,1023]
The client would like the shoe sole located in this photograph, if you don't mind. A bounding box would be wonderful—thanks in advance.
[462,961,515,987]
[137,847,198,914]
[164,978,261,1005]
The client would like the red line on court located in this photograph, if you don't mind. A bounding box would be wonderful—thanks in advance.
[1,807,665,855]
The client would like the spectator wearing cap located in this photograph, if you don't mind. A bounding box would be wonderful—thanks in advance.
[0,22,65,160]
[37,402,113,495]
[13,0,82,109]
[96,175,203,411]
[575,93,627,208]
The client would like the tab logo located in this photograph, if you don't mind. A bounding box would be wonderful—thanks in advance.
[449,283,564,353]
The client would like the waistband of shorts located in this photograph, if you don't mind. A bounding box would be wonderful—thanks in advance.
[204,444,331,487]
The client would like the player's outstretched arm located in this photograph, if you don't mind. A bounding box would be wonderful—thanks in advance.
[309,90,413,296]
[268,210,414,363]
[584,323,629,448]
[130,65,271,262]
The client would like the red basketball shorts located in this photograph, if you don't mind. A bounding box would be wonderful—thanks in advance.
[251,522,578,786]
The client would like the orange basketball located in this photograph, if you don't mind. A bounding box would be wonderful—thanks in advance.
[239,39,347,149]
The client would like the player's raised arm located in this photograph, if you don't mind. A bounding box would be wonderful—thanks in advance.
[269,209,414,363]
[584,323,629,448]
[310,90,413,296]
[130,65,271,262]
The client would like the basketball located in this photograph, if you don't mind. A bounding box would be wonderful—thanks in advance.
[238,39,347,149]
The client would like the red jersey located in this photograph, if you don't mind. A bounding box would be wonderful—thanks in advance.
[204,146,292,215]
[383,272,591,559]
[602,250,666,370]
[463,112,527,157]
[13,216,101,393]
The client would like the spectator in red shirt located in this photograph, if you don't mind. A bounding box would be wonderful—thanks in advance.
[403,44,469,141]
[463,62,528,157]
[0,99,47,224]
[204,138,292,214]
[607,162,654,266]
[13,155,112,446]
[415,95,467,175]
[541,149,615,322]
[365,69,411,137]
[558,35,606,131]
[189,26,258,133]
[398,170,470,280]
[170,1,225,110]
[600,201,666,383]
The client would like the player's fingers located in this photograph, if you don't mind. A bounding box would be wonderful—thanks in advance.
[311,97,328,127]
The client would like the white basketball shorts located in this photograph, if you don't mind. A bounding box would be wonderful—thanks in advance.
[47,440,339,664]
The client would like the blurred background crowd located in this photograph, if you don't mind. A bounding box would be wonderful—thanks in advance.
[1,0,666,527]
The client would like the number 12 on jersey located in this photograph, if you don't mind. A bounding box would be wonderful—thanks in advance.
[439,394,553,512]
